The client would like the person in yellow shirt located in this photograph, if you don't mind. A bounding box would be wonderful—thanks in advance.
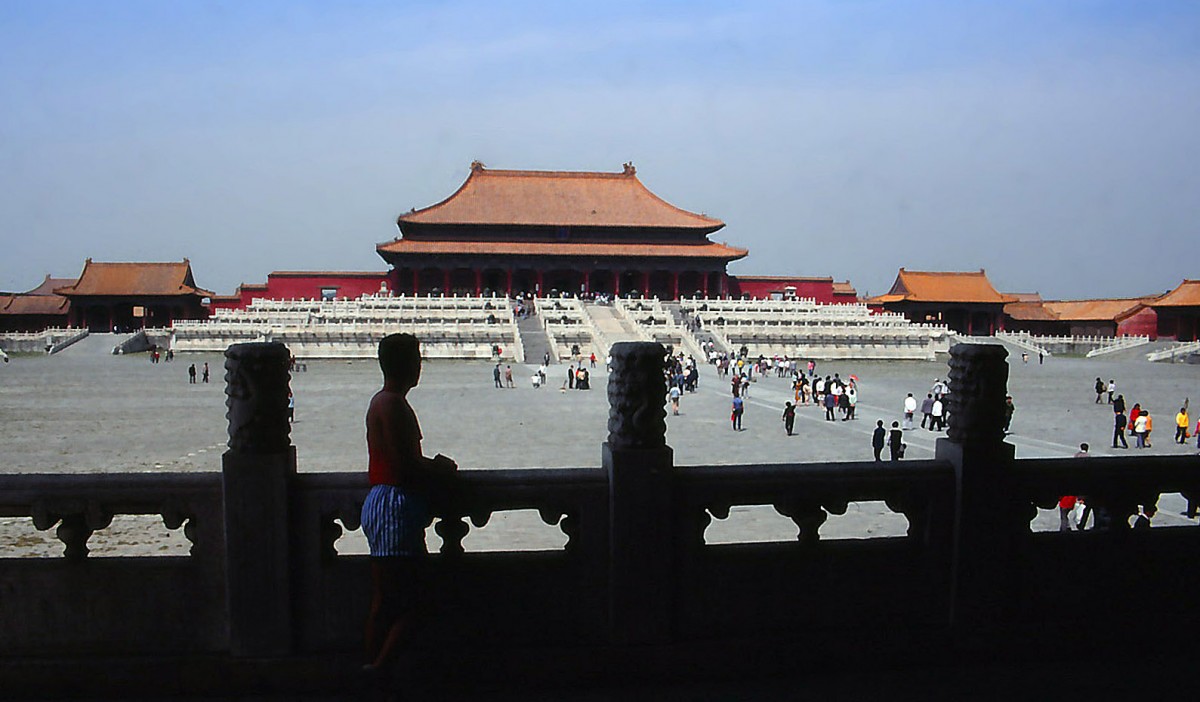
[1176,407,1190,444]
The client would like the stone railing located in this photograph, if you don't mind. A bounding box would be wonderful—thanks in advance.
[1146,339,1200,363]
[5,341,1200,697]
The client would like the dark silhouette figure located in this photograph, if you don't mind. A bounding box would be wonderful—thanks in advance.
[362,333,457,675]
[872,420,886,461]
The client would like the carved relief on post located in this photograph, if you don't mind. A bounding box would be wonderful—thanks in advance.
[946,343,1009,445]
[606,341,667,450]
[224,342,292,454]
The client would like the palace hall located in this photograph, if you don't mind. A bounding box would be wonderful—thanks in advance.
[375,162,749,299]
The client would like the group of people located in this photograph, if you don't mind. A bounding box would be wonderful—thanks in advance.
[186,362,209,384]
[901,379,950,432]
[147,346,174,363]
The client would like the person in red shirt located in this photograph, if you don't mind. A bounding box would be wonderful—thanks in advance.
[361,333,457,673]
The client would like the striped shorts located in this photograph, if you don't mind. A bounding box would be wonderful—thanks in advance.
[361,484,429,558]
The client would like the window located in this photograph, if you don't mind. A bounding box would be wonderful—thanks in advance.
[320,287,338,301]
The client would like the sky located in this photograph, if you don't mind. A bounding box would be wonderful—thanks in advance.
[1,1,1198,299]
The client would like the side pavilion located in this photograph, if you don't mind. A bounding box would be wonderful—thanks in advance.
[56,259,212,332]
[376,162,748,299]
[1151,279,1200,341]
[869,269,1013,335]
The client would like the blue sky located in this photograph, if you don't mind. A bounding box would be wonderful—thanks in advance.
[2,1,1198,298]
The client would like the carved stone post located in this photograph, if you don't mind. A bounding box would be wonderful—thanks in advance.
[604,341,673,644]
[222,341,295,656]
[935,343,1018,634]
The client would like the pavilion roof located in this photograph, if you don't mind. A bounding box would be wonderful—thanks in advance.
[1152,280,1200,307]
[1,294,69,316]
[1042,299,1149,322]
[1005,298,1151,323]
[831,281,858,297]
[882,269,1013,304]
[377,239,748,260]
[55,259,213,298]
[396,162,725,231]
[23,275,78,296]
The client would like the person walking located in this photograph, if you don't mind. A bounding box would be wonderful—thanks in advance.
[903,393,917,430]
[920,394,934,429]
[824,390,836,422]
[782,401,796,436]
[1113,410,1129,448]
[930,396,945,432]
[202,362,210,383]
[731,395,744,431]
[1134,411,1149,448]
[504,365,514,388]
[188,363,196,384]
[669,384,682,416]
[1094,377,1105,404]
[1175,407,1190,444]
[493,363,503,388]
[872,420,886,462]
[1107,380,1116,404]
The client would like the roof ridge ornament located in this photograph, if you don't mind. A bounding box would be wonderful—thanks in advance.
[622,162,636,175]
[470,160,486,172]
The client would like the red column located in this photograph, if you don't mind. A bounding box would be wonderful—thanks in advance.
[442,270,451,294]
[583,270,590,295]
[107,305,114,332]
[506,269,513,297]
[641,271,650,296]
[412,270,419,295]
[671,272,679,300]
[474,269,482,296]
[536,271,544,296]
[702,273,710,298]
[614,270,621,297]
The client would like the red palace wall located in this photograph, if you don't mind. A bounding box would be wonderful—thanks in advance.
[1116,307,1159,338]
[728,277,857,304]
[208,273,391,311]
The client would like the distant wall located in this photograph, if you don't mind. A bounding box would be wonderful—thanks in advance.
[728,277,852,304]
[209,273,391,311]
[1117,307,1158,338]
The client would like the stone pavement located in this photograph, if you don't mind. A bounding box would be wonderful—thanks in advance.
[2,339,1198,555]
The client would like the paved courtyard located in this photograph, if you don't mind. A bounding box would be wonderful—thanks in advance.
[2,334,1198,555]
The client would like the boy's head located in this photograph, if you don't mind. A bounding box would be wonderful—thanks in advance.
[379,333,421,388]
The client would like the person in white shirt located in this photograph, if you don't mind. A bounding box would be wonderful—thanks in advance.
[903,393,917,430]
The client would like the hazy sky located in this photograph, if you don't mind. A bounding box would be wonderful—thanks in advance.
[2,1,1197,299]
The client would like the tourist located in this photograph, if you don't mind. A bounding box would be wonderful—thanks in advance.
[361,333,457,674]
[567,365,575,390]
[1003,396,1015,434]
[589,352,596,368]
[1058,494,1077,532]
[1129,403,1142,432]
[1094,377,1105,404]
[1074,442,1090,458]
[920,393,934,429]
[782,401,796,436]
[837,388,851,420]
[1133,505,1156,530]
[731,395,744,431]
[1113,394,1126,415]
[888,421,904,461]
[872,420,886,462]
[202,362,210,383]
[188,363,196,384]
[930,396,945,432]
[823,389,836,422]
[493,363,503,389]
[504,365,514,388]
[813,375,825,406]
[903,393,917,430]
[846,385,858,421]
[287,390,295,423]
[1142,411,1153,447]
[1021,352,1029,364]
[1107,379,1116,404]
[1175,407,1189,444]
[1113,410,1129,449]
[670,384,682,416]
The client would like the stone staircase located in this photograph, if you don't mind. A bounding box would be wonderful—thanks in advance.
[517,313,555,365]
[581,303,646,356]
